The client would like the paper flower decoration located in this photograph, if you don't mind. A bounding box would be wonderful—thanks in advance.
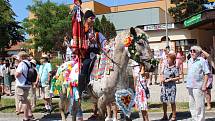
[124,37,132,47]
[115,88,135,117]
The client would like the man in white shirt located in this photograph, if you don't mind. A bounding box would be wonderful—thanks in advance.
[15,51,34,121]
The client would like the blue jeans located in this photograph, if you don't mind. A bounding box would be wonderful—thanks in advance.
[78,58,95,94]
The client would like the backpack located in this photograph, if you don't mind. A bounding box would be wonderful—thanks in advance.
[22,61,37,83]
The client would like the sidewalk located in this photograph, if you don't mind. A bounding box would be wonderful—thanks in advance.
[1,76,215,120]
[3,75,215,102]
[148,75,215,102]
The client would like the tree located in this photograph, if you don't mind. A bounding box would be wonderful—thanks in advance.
[109,22,117,39]
[96,15,116,40]
[23,0,71,52]
[168,0,209,22]
[94,17,101,32]
[0,0,25,52]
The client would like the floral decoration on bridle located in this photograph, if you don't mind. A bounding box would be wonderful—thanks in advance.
[123,32,148,63]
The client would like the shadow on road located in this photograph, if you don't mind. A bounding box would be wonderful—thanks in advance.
[0,105,15,112]
[38,113,62,121]
[206,118,215,121]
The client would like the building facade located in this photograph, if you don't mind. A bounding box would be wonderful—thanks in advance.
[73,0,214,53]
[28,0,214,58]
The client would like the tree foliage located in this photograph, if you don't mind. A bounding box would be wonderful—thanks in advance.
[94,15,116,40]
[0,0,24,52]
[168,0,209,22]
[23,0,71,52]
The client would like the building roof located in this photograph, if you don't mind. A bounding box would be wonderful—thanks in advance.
[6,42,25,51]
[109,0,170,13]
[69,0,171,15]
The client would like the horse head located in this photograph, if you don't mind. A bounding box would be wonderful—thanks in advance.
[127,27,155,72]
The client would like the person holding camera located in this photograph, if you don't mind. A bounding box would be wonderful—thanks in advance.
[160,51,180,121]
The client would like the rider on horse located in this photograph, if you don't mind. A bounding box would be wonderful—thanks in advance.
[78,10,107,97]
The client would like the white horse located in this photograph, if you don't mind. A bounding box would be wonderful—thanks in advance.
[88,27,153,120]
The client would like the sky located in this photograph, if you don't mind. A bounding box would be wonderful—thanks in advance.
[10,0,153,22]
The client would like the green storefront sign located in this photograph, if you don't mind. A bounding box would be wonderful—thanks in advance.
[184,14,202,27]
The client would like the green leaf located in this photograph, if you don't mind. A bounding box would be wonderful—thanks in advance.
[23,1,71,52]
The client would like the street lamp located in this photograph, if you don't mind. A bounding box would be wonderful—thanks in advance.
[164,0,169,47]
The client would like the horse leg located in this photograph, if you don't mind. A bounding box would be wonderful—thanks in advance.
[71,99,84,121]
[97,95,106,120]
[112,103,118,121]
[105,103,112,121]
[59,96,67,121]
[71,99,77,121]
[76,99,84,121]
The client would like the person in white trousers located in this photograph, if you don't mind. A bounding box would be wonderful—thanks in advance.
[186,46,210,121]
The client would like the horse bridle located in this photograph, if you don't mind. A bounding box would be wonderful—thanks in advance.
[99,28,151,69]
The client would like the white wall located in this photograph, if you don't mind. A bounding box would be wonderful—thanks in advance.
[146,29,192,42]
[149,41,175,50]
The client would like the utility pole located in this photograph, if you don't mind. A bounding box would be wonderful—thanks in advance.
[164,0,169,47]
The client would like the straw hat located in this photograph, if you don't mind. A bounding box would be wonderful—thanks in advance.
[30,59,37,66]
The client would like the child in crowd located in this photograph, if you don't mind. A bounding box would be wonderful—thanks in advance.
[135,64,150,121]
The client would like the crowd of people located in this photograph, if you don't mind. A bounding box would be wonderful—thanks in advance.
[0,58,18,96]
[0,51,53,121]
[135,45,213,121]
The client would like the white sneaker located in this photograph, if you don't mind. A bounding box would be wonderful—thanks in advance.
[113,118,117,121]
[105,117,113,121]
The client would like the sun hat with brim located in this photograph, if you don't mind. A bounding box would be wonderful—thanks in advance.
[12,55,19,60]
[40,56,48,62]
[30,59,37,66]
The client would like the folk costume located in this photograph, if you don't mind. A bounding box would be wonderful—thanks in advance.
[78,10,107,95]
[71,0,87,58]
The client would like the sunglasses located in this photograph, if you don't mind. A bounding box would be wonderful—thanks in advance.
[190,49,196,53]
